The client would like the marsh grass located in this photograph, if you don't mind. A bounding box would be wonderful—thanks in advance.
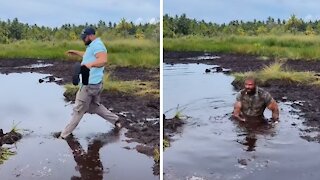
[173,105,188,120]
[163,138,170,149]
[0,38,159,68]
[233,62,318,85]
[103,73,159,97]
[164,35,320,60]
[64,73,159,98]
[10,121,22,133]
[153,148,160,163]
[0,148,16,164]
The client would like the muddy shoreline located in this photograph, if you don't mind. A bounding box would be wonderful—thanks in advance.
[0,58,160,174]
[164,51,320,142]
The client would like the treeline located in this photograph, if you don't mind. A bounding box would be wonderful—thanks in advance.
[0,18,159,43]
[164,14,320,37]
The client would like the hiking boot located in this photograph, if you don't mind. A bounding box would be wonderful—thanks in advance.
[52,132,62,138]
[114,120,122,129]
[53,132,73,140]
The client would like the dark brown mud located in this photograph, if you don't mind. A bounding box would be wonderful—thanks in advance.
[0,129,22,145]
[164,51,320,72]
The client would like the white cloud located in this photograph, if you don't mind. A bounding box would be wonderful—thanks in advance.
[135,18,144,25]
[149,18,158,24]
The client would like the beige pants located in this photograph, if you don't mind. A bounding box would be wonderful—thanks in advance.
[61,84,119,138]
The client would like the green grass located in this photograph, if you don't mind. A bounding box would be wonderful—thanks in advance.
[164,35,320,60]
[0,148,16,164]
[173,105,187,120]
[103,73,159,97]
[153,147,160,163]
[0,40,83,60]
[64,73,159,98]
[11,121,22,133]
[163,138,170,149]
[0,38,159,68]
[107,39,159,68]
[233,62,318,85]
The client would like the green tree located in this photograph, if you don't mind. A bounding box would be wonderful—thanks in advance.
[236,27,246,36]
[0,26,9,43]
[285,14,303,34]
[8,18,23,40]
[176,14,191,35]
[305,24,316,35]
[256,26,268,35]
[135,28,144,39]
[116,18,132,37]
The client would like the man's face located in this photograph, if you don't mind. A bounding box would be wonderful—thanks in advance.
[244,79,256,94]
[83,35,92,46]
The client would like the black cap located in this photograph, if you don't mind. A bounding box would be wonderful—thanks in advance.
[80,27,95,40]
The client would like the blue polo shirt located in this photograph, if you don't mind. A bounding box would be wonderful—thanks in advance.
[81,38,107,84]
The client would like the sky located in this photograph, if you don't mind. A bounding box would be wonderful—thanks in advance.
[0,0,159,27]
[165,0,320,24]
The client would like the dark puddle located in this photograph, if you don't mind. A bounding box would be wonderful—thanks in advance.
[164,63,320,180]
[0,72,157,179]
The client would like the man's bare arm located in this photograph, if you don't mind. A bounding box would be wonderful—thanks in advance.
[66,50,85,57]
[84,52,107,68]
[233,101,246,122]
[267,99,279,121]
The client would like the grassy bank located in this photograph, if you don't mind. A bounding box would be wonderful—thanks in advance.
[0,148,16,164]
[164,35,320,60]
[64,73,159,98]
[233,62,319,85]
[0,39,159,68]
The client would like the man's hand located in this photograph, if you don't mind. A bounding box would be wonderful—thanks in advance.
[84,62,93,69]
[267,99,279,122]
[66,50,77,56]
[65,50,85,57]
[233,101,246,122]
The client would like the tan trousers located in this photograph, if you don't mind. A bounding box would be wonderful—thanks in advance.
[61,83,119,138]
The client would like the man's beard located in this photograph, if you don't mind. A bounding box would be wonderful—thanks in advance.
[84,40,92,46]
[245,88,256,95]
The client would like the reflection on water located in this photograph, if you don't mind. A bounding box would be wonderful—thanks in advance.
[164,63,320,180]
[234,119,276,152]
[67,129,120,180]
[0,72,157,180]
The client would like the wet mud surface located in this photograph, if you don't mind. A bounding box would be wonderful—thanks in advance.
[0,58,159,179]
[164,51,320,72]
[163,60,320,179]
[0,129,22,146]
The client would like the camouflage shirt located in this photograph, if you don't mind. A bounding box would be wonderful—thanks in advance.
[236,87,273,117]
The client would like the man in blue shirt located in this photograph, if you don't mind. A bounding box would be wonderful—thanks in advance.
[60,27,121,139]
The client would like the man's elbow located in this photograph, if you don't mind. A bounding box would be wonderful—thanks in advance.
[97,57,107,65]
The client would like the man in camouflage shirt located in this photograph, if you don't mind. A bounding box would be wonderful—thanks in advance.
[233,77,279,122]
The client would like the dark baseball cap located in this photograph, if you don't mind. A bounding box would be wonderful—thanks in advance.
[80,27,95,40]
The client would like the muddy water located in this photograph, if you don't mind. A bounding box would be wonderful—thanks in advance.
[164,63,320,180]
[0,72,157,180]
